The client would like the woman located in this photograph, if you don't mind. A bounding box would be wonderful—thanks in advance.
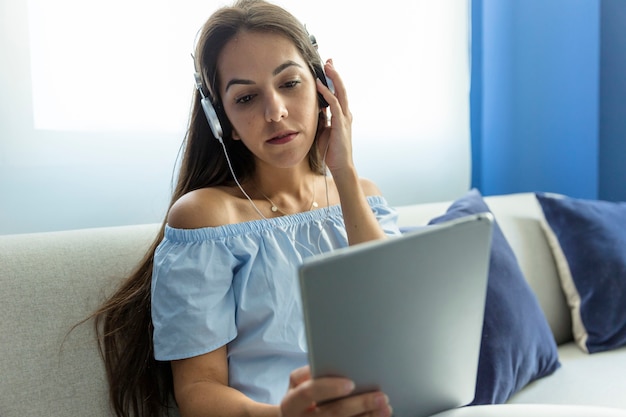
[93,1,399,416]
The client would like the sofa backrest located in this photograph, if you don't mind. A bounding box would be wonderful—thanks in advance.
[0,192,573,416]
[483,193,571,344]
[0,224,160,417]
[395,192,572,345]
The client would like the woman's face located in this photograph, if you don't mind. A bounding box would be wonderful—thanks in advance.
[217,31,320,171]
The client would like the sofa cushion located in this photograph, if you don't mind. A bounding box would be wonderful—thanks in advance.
[396,193,572,345]
[480,193,572,345]
[536,193,626,354]
[428,189,560,405]
[508,343,626,409]
[0,224,160,417]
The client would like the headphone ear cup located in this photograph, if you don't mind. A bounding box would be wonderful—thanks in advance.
[200,97,224,143]
[314,65,334,108]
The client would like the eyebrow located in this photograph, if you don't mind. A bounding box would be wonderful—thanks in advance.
[224,60,303,92]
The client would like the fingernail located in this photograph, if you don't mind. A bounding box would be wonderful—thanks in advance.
[376,393,389,407]
[344,380,356,393]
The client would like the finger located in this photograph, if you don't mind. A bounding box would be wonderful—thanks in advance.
[311,377,356,403]
[322,60,350,115]
[288,365,311,389]
[317,78,338,112]
[282,377,356,415]
[319,391,392,417]
[316,79,352,135]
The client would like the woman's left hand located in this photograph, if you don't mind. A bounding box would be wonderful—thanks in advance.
[280,366,392,417]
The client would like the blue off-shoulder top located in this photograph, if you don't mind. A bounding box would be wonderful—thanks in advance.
[151,196,401,404]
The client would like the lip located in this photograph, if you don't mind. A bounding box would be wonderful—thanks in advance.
[267,131,298,145]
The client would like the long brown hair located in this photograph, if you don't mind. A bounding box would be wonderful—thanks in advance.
[90,1,329,416]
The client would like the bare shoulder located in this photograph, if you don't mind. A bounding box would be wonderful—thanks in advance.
[167,187,234,229]
[359,177,383,197]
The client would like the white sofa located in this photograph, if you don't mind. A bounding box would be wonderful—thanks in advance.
[1,192,625,417]
[395,192,626,412]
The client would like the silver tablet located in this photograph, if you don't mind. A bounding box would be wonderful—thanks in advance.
[299,213,493,417]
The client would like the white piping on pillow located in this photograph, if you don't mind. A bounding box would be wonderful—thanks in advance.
[539,218,589,353]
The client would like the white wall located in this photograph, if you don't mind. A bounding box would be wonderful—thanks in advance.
[0,0,470,235]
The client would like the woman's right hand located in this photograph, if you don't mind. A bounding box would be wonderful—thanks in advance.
[280,366,392,417]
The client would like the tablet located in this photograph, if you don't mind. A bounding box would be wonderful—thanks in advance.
[299,213,493,417]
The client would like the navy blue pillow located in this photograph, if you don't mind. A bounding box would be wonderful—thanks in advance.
[427,189,560,405]
[536,193,626,354]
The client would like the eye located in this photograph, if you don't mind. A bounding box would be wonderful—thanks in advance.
[235,94,255,105]
[282,80,301,89]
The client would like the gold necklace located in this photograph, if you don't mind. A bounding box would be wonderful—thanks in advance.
[257,179,319,215]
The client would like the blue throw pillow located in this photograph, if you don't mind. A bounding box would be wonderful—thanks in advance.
[536,193,626,354]
[427,189,560,405]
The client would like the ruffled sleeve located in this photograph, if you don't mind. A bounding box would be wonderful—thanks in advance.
[370,196,402,237]
[151,228,238,360]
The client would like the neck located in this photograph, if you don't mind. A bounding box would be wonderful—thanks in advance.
[249,168,322,216]
[253,163,318,197]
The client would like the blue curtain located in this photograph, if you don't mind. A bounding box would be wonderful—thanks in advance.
[471,0,626,202]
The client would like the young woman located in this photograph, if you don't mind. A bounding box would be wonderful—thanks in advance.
[93,1,400,416]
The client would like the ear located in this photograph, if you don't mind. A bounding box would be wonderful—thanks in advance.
[231,129,241,141]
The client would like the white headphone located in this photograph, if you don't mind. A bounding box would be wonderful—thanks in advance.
[193,71,224,143]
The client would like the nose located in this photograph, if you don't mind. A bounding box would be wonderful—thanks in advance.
[264,91,288,122]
